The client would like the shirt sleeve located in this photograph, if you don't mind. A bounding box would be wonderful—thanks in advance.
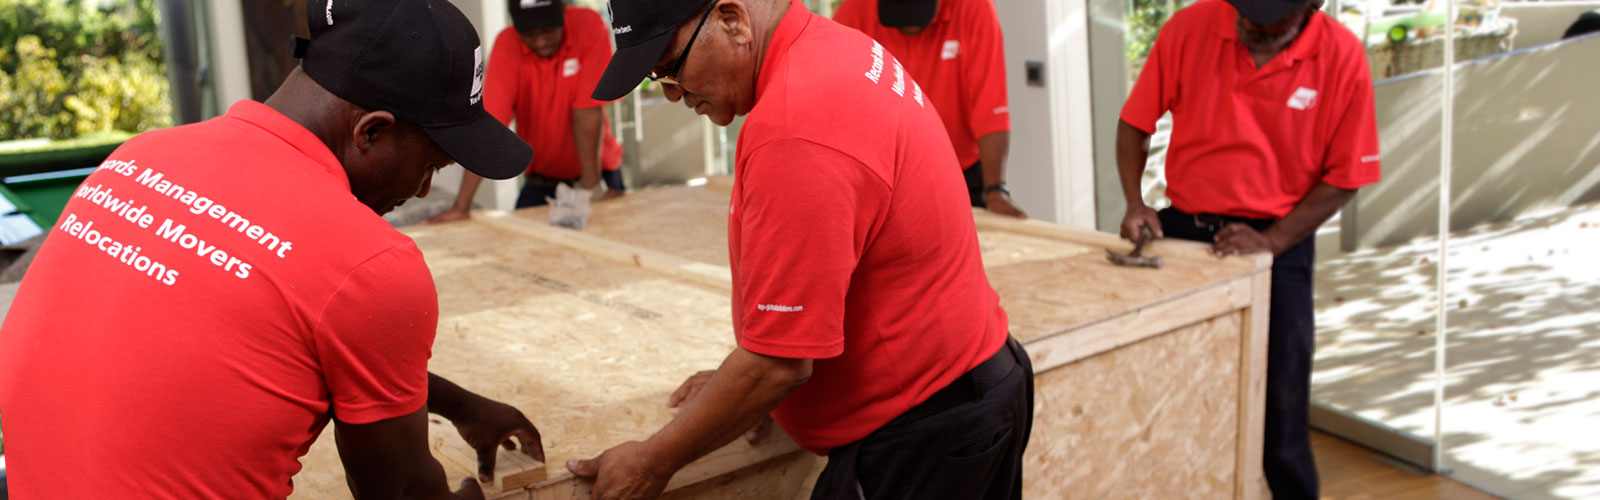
[573,9,615,109]
[733,139,889,359]
[960,0,1011,139]
[1120,19,1180,134]
[831,0,867,30]
[484,28,521,126]
[1320,65,1382,189]
[312,243,438,424]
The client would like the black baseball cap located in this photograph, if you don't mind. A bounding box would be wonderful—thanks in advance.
[293,0,531,180]
[878,0,938,28]
[1227,0,1307,25]
[591,0,712,101]
[511,0,565,33]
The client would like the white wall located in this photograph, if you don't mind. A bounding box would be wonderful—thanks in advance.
[1503,2,1600,49]
[995,0,1099,228]
[1342,35,1600,249]
[435,0,521,211]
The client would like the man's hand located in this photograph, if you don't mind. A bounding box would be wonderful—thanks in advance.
[450,478,487,500]
[448,396,545,483]
[1212,223,1281,256]
[985,191,1028,218]
[1121,204,1164,242]
[566,441,673,500]
[666,370,715,414]
[426,208,471,224]
[743,417,773,445]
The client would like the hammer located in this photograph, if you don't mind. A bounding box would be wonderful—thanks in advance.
[1106,226,1163,269]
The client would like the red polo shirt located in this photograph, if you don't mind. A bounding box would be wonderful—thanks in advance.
[484,6,623,179]
[729,0,1009,453]
[0,101,437,499]
[1120,0,1381,219]
[833,0,1010,169]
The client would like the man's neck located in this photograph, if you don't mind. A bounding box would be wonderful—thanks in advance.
[747,0,790,97]
[263,69,350,162]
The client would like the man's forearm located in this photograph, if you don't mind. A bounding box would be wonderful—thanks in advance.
[642,348,809,473]
[1116,120,1152,207]
[572,107,605,189]
[977,131,1010,189]
[427,372,477,422]
[449,173,485,212]
[1265,182,1358,253]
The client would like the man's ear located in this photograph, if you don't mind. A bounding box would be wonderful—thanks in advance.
[719,0,756,47]
[351,110,398,152]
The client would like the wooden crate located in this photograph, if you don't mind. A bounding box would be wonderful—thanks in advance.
[290,180,1269,499]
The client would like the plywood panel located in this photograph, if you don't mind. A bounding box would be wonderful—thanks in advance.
[514,187,732,267]
[504,182,1269,347]
[290,220,759,499]
[658,451,824,500]
[285,181,1269,499]
[1025,312,1245,500]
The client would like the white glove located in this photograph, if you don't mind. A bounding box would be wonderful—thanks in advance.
[546,182,593,230]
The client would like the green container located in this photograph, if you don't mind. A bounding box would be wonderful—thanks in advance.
[0,131,131,229]
[3,171,93,229]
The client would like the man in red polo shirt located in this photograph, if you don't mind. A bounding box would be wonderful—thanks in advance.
[833,0,1025,218]
[1117,0,1380,497]
[564,0,1033,498]
[428,0,626,223]
[0,1,544,498]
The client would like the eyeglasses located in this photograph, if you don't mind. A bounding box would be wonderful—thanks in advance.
[648,0,718,85]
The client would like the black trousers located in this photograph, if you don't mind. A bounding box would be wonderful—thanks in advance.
[513,169,625,209]
[1158,207,1319,499]
[963,162,986,209]
[811,337,1034,500]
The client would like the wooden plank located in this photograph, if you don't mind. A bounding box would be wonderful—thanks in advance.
[428,417,547,494]
[1311,431,1499,500]
[520,438,812,500]
[1023,276,1255,373]
[475,211,733,292]
[1024,312,1245,499]
[972,210,1273,272]
[1235,269,1273,500]
[515,187,734,267]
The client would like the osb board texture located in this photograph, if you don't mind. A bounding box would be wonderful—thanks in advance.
[657,451,824,500]
[515,186,733,266]
[516,183,1258,344]
[1024,312,1244,500]
[289,220,742,499]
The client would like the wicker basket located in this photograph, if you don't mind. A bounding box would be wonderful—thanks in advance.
[1367,20,1517,81]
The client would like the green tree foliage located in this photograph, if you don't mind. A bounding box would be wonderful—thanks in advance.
[0,0,171,141]
[1127,0,1174,64]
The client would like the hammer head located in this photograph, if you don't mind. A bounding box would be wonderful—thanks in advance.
[1106,227,1162,268]
[1106,248,1164,268]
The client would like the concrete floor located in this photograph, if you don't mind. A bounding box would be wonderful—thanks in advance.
[1312,201,1600,500]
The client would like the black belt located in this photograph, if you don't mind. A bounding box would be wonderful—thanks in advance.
[893,336,1022,425]
[1183,211,1273,233]
[524,172,578,189]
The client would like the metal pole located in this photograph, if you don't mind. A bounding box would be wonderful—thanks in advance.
[1433,0,1455,475]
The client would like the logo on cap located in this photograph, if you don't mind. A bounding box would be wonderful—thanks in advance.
[521,0,552,6]
[324,0,334,25]
[470,46,485,105]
